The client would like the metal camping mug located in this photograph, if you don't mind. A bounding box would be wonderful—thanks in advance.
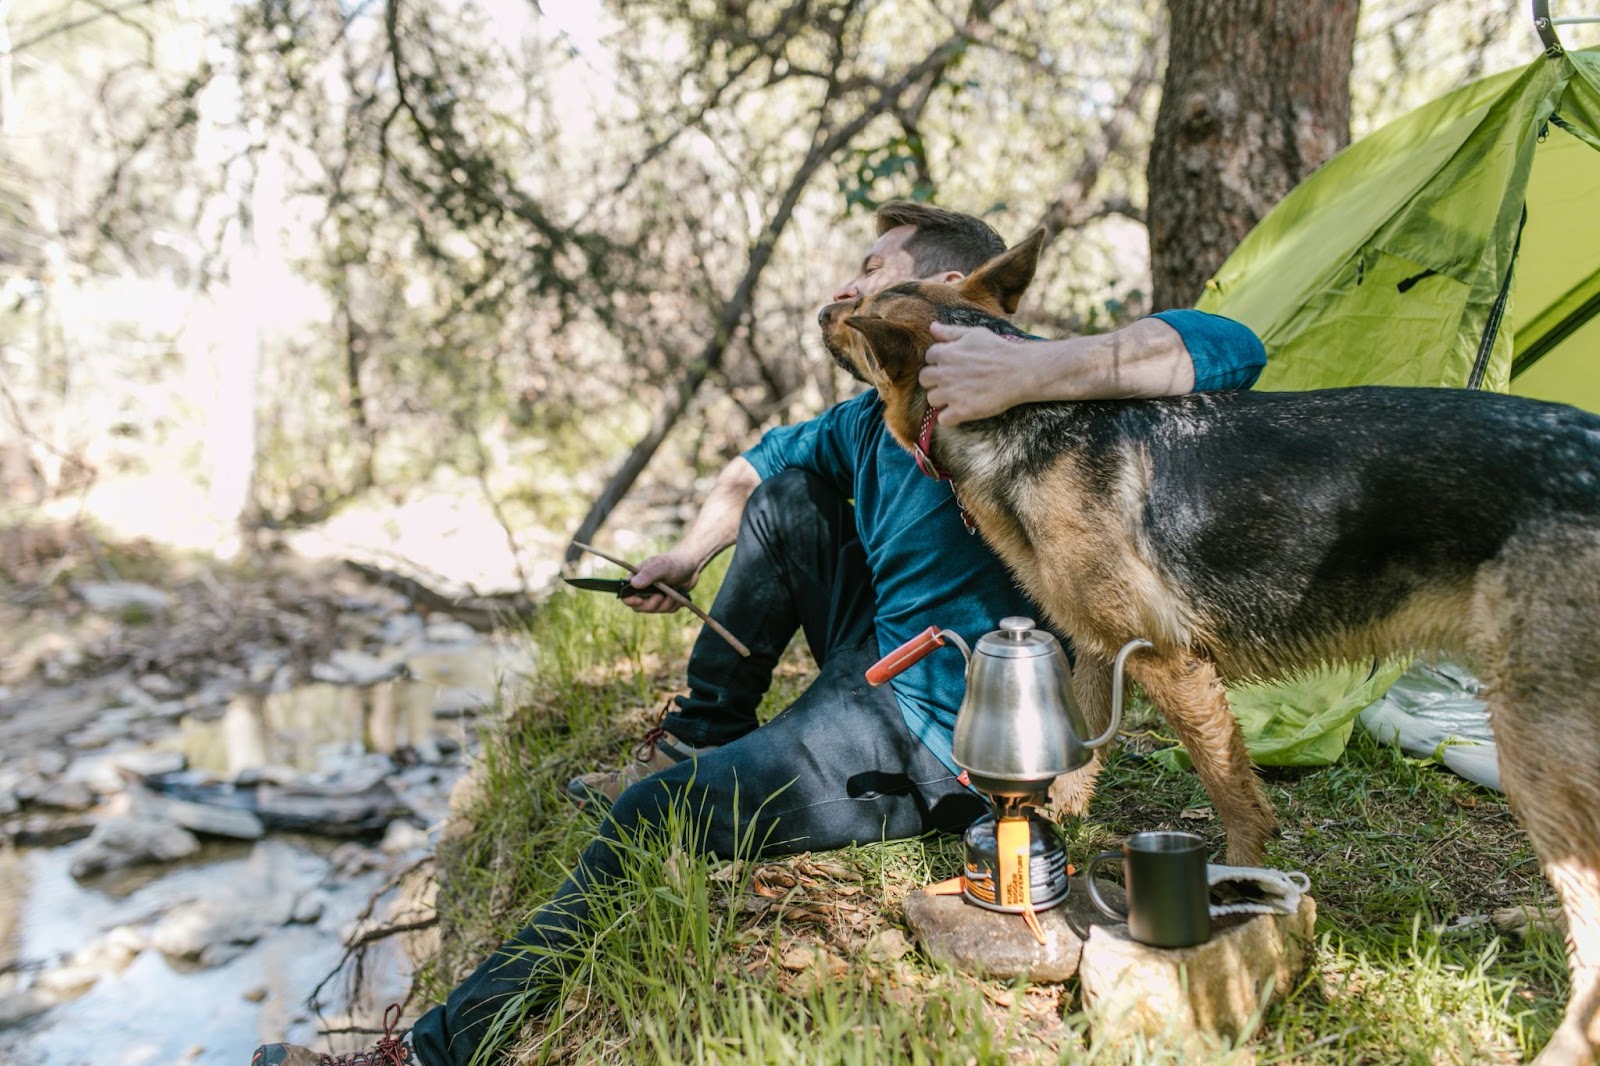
[1086,830,1212,947]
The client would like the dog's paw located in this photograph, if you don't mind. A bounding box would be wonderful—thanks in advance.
[1047,764,1099,816]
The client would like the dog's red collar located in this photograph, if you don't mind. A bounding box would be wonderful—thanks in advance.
[912,404,977,534]
[913,405,952,482]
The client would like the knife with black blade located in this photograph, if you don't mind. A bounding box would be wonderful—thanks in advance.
[565,541,749,658]
[563,575,694,602]
[563,576,645,598]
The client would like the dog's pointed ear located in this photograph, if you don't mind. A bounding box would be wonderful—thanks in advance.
[844,315,922,380]
[958,228,1046,315]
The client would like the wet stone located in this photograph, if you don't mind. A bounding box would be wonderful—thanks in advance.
[63,756,127,796]
[903,876,1116,983]
[424,619,478,645]
[109,750,188,779]
[379,820,430,855]
[6,814,95,847]
[143,700,189,722]
[72,581,172,616]
[1078,894,1317,1046]
[0,989,53,1028]
[129,790,265,840]
[232,764,300,787]
[35,963,100,998]
[328,841,382,877]
[290,891,327,925]
[432,687,490,718]
[150,893,295,966]
[33,779,96,811]
[135,673,185,699]
[384,613,425,645]
[12,771,47,803]
[32,750,69,776]
[70,814,201,878]
[310,649,408,687]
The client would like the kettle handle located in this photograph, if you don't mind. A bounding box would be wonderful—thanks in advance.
[866,626,972,686]
[1082,638,1154,749]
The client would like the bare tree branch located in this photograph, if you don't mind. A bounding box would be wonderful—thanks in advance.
[564,1,1005,563]
[10,0,163,54]
[1031,43,1160,243]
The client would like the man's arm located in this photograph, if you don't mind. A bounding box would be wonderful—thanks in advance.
[921,312,1263,427]
[623,456,761,614]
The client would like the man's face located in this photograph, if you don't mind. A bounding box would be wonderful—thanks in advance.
[831,224,919,303]
[820,225,921,382]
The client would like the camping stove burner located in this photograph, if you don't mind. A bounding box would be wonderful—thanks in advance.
[961,809,1070,914]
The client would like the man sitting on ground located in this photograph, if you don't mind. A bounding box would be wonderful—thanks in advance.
[253,201,1266,1066]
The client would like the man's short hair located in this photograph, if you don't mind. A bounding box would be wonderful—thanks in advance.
[875,201,1007,277]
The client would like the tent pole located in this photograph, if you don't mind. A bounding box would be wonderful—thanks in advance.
[1534,0,1565,56]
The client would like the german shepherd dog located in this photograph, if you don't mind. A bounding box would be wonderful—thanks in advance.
[821,230,1600,1064]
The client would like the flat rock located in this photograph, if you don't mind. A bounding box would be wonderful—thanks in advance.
[1079,894,1317,1045]
[72,581,171,615]
[150,893,295,965]
[33,779,96,811]
[903,876,1118,982]
[0,989,53,1028]
[129,789,265,840]
[379,819,430,854]
[70,815,201,879]
[310,650,409,687]
[4,813,95,847]
[424,619,478,645]
[109,750,188,779]
[290,891,327,925]
[432,686,491,718]
[32,750,69,776]
[135,672,186,698]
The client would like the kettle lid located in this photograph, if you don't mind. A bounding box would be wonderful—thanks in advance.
[974,616,1061,659]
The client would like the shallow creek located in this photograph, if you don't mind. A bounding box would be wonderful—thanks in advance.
[0,637,533,1066]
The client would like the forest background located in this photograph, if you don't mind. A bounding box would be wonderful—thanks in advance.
[0,0,1540,595]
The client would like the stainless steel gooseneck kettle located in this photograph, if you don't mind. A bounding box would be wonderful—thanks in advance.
[868,616,1151,798]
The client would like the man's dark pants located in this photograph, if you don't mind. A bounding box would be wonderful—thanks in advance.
[408,470,984,1065]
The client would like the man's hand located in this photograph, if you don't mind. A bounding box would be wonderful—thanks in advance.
[621,550,702,614]
[921,322,1036,426]
[922,317,1198,425]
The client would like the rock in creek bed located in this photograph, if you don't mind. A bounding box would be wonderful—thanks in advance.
[130,770,411,838]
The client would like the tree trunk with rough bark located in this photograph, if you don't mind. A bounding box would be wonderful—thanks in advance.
[1147,0,1358,311]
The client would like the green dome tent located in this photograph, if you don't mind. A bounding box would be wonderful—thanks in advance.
[1170,45,1600,768]
[1198,46,1600,405]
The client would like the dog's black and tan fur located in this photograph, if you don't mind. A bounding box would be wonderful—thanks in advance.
[824,230,1600,1064]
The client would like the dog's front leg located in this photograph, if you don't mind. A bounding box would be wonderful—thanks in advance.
[1049,653,1112,816]
[1135,652,1278,865]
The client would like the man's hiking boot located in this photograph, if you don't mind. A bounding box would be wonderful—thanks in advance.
[566,721,717,807]
[251,1006,413,1066]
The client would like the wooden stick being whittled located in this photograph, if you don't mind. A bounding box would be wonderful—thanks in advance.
[569,541,751,658]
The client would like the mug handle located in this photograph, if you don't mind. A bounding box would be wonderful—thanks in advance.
[1085,850,1128,920]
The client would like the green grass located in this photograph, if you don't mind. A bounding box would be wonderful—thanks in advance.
[420,571,1571,1064]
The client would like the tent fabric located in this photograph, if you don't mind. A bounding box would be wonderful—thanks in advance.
[1198,48,1600,401]
[1152,661,1405,771]
[1175,48,1600,767]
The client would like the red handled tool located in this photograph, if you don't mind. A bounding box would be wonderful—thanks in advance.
[867,626,965,686]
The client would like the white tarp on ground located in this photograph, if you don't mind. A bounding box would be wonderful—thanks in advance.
[1358,661,1500,791]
